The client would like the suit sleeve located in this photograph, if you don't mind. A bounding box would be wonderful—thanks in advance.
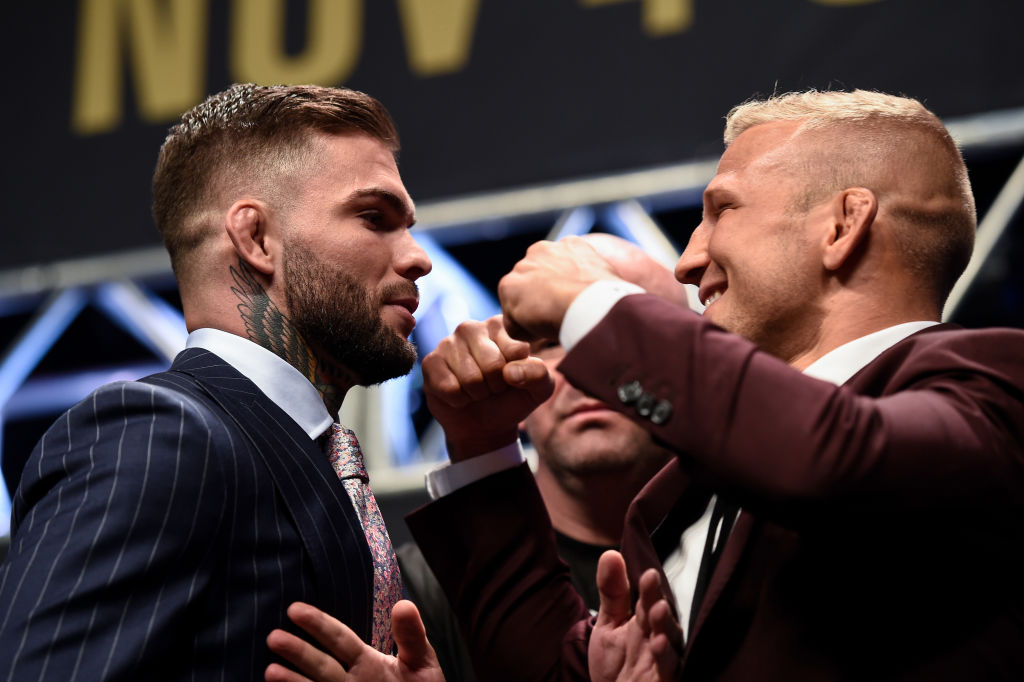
[559,295,1024,522]
[0,381,231,681]
[406,464,593,682]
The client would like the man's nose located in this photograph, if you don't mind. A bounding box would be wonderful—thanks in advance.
[674,223,710,286]
[396,231,432,281]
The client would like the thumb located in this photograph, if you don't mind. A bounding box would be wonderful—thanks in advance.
[392,600,440,671]
[502,357,554,402]
[595,550,632,627]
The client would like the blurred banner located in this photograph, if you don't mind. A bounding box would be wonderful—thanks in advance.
[3,0,1023,271]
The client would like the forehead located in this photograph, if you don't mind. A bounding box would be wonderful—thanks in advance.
[707,120,806,194]
[306,132,413,205]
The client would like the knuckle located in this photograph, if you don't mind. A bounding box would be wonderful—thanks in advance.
[454,319,485,335]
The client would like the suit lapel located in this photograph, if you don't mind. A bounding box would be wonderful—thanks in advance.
[683,325,959,648]
[686,510,754,648]
[621,459,708,618]
[168,348,373,637]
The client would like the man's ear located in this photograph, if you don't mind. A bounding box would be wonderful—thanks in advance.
[225,199,276,276]
[822,187,877,271]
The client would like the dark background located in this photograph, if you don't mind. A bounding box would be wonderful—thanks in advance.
[3,0,1023,270]
[2,0,1023,544]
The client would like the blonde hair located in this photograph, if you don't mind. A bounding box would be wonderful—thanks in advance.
[725,89,976,305]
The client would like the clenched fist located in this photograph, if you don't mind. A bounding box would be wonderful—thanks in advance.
[421,316,554,461]
[498,236,621,343]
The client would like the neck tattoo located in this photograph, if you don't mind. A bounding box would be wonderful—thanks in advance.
[229,259,355,414]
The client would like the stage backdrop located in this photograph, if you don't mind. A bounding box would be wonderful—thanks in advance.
[3,0,1023,271]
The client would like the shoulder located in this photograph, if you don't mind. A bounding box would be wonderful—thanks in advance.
[84,375,238,443]
[10,376,243,547]
[23,376,243,505]
[904,323,1024,351]
[877,325,1024,385]
[858,326,1024,452]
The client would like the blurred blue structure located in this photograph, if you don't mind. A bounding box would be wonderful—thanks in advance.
[1,108,1023,537]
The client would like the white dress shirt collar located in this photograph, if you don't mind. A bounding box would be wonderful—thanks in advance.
[185,328,334,440]
[801,320,940,386]
[562,283,940,387]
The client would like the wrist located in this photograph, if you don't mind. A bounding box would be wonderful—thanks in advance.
[445,428,520,462]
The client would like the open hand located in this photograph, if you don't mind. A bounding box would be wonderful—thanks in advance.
[589,551,682,682]
[265,601,444,682]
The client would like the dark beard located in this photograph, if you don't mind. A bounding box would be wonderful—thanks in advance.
[284,246,418,386]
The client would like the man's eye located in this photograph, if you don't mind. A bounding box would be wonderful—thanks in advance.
[360,212,384,227]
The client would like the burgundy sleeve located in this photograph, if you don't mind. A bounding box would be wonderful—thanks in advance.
[558,294,1024,523]
[406,464,593,682]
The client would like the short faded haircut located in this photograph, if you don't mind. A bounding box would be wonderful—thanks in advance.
[724,90,976,307]
[152,83,399,280]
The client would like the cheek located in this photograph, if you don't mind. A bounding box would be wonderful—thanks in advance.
[705,227,734,268]
[523,411,556,447]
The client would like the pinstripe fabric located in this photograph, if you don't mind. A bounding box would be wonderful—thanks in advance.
[0,348,373,681]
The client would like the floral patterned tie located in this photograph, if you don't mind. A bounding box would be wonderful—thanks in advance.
[325,424,402,653]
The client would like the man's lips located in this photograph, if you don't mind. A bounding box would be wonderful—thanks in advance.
[384,297,419,331]
[698,282,726,308]
[566,400,615,419]
[385,296,419,316]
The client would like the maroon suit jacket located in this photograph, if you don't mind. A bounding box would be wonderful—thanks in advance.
[407,295,1024,681]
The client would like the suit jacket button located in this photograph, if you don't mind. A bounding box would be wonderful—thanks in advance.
[617,380,643,404]
[636,392,656,417]
[651,400,672,425]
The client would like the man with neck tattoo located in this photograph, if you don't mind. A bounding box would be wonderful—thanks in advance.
[0,83,432,680]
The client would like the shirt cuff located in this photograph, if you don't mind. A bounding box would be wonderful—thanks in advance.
[425,441,525,499]
[559,280,646,351]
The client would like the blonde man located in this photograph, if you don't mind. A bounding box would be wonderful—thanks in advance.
[416,90,1024,681]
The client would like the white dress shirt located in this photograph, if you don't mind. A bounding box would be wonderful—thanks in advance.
[186,328,334,441]
[424,281,938,640]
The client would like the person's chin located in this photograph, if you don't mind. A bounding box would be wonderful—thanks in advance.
[701,303,730,330]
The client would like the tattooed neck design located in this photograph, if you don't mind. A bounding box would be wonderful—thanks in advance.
[229,259,355,415]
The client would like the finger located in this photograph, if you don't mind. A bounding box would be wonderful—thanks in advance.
[464,321,516,394]
[265,660,314,682]
[286,602,365,668]
[595,550,632,627]
[502,357,554,402]
[444,327,502,401]
[501,310,533,343]
[391,600,441,671]
[648,599,683,654]
[485,315,531,362]
[649,632,681,682]
[635,568,664,635]
[266,628,345,681]
[421,342,473,409]
[422,332,497,406]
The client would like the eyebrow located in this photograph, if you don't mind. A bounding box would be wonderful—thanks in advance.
[345,188,417,227]
[702,185,735,208]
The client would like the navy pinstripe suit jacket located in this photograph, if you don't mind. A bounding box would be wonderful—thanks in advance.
[0,348,374,681]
